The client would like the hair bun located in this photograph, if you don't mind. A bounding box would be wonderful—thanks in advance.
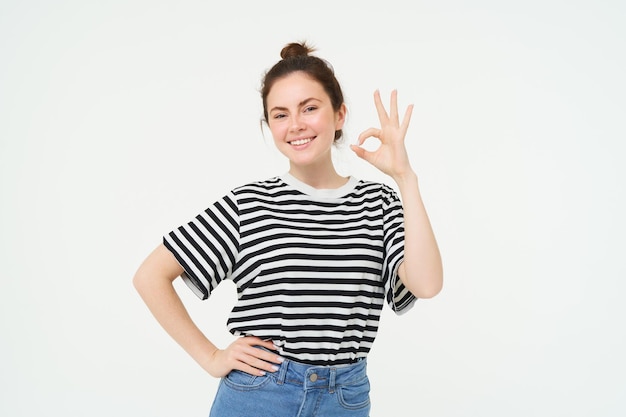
[280,42,315,60]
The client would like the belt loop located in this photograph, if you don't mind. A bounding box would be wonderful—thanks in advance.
[329,368,336,393]
[276,358,288,385]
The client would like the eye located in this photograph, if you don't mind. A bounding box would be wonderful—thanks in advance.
[272,113,287,119]
[303,106,317,113]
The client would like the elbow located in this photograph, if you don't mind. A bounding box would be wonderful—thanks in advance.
[132,265,155,296]
[132,269,147,294]
[132,243,183,298]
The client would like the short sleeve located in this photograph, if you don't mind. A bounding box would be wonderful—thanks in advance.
[163,191,240,300]
[381,185,417,314]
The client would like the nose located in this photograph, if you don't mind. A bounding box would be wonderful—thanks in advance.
[289,114,305,132]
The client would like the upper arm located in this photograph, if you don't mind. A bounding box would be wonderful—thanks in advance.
[133,243,184,286]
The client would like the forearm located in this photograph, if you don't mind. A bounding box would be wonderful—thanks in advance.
[136,277,217,366]
[393,171,443,298]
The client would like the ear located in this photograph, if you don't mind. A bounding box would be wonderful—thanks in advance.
[335,103,347,129]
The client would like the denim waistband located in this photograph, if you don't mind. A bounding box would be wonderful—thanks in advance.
[274,356,368,393]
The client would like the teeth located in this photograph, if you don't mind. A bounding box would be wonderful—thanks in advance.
[291,138,312,146]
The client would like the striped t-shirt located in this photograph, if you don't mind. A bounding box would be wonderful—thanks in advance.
[164,173,416,365]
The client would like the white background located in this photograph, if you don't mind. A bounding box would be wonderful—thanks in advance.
[1,1,625,416]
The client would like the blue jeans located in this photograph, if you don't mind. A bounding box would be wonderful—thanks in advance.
[209,356,371,417]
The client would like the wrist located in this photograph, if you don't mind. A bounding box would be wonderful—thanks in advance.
[392,170,418,188]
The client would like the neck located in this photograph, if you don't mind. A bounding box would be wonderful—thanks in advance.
[288,160,346,190]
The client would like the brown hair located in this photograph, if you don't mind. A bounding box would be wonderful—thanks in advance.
[261,42,346,141]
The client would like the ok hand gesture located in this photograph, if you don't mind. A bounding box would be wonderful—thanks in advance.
[351,90,414,180]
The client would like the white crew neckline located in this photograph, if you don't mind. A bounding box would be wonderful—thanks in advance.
[280,173,359,199]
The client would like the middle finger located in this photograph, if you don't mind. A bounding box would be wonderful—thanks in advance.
[373,90,389,124]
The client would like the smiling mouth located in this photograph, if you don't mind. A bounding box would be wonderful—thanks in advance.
[289,137,315,146]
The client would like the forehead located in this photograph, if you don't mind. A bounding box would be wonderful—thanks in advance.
[266,72,328,106]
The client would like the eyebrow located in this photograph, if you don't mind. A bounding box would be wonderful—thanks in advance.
[269,97,321,113]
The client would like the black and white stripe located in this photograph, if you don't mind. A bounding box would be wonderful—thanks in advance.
[164,174,416,365]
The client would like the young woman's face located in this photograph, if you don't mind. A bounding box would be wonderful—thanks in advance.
[266,71,345,169]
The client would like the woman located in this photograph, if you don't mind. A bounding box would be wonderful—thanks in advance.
[133,41,442,417]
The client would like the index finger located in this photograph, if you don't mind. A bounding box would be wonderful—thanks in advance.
[248,342,283,364]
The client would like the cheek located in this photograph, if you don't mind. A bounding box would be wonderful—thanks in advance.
[314,116,337,135]
[268,123,286,141]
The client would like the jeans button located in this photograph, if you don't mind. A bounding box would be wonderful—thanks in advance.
[309,373,318,382]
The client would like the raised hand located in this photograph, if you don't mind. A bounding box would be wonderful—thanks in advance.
[351,90,414,180]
